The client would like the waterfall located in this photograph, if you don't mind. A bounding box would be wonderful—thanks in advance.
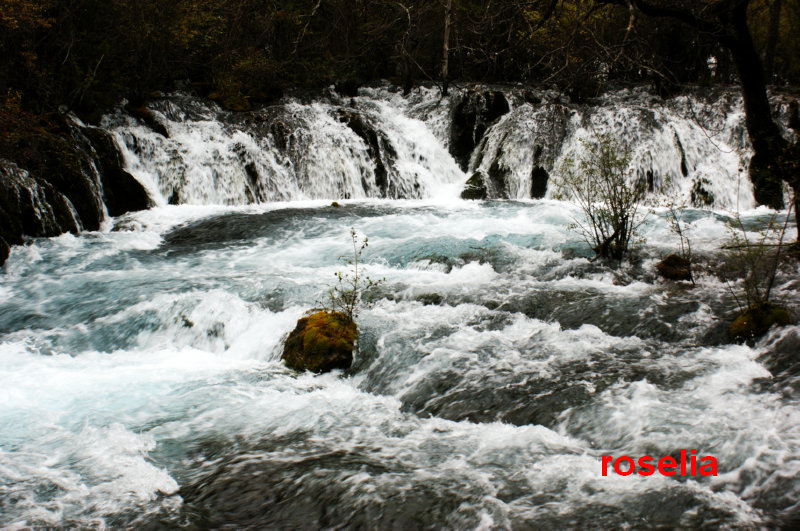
[99,84,790,211]
[471,87,758,210]
[104,90,465,205]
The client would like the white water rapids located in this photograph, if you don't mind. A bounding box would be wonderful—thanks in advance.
[1,85,799,528]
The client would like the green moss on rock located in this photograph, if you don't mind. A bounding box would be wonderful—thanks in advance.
[282,311,358,373]
[729,303,793,341]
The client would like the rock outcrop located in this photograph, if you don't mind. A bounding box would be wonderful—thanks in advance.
[460,172,488,200]
[0,160,81,264]
[82,127,154,216]
[336,109,397,196]
[450,90,509,170]
[0,114,152,266]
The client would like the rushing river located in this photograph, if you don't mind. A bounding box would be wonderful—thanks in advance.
[1,199,798,528]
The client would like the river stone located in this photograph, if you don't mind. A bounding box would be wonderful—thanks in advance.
[656,254,692,281]
[282,311,358,373]
[729,303,793,342]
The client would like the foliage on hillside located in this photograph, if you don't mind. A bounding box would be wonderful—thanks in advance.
[2,0,798,122]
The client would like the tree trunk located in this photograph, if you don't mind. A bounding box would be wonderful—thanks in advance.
[441,0,453,95]
[727,1,786,209]
[611,0,798,233]
[764,0,782,81]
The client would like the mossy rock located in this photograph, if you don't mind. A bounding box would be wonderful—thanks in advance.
[656,254,692,281]
[460,172,487,200]
[729,303,793,342]
[282,311,357,373]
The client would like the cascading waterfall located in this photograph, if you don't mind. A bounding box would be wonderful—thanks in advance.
[471,88,757,209]
[105,89,466,205]
[103,85,775,209]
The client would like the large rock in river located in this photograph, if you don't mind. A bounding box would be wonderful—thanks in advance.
[460,172,488,200]
[656,254,692,281]
[282,311,358,373]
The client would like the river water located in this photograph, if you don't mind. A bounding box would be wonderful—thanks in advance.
[1,197,799,528]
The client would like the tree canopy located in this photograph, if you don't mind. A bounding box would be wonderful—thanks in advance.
[2,0,798,117]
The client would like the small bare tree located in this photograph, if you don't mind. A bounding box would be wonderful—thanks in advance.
[325,227,384,322]
[724,200,794,311]
[554,133,648,261]
[665,201,695,285]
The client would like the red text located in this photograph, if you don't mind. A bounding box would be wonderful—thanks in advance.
[602,449,717,477]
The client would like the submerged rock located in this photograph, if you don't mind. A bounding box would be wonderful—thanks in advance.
[656,254,692,281]
[460,172,488,200]
[729,303,793,341]
[282,311,358,373]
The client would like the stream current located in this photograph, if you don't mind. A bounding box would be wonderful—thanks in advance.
[1,199,799,528]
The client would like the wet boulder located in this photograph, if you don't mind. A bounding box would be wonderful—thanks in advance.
[460,172,488,200]
[83,127,153,216]
[656,254,692,281]
[0,160,80,265]
[25,123,106,231]
[691,178,714,207]
[729,303,793,342]
[0,160,80,239]
[282,311,358,373]
[450,90,509,170]
[124,102,170,137]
